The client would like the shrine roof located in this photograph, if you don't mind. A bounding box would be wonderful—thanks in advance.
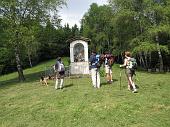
[66,36,91,43]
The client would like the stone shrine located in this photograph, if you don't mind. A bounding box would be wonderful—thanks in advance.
[68,37,90,74]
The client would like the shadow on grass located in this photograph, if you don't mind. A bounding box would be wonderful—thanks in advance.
[64,83,74,88]
[101,82,108,86]
[101,79,118,86]
[0,71,45,89]
[135,85,139,89]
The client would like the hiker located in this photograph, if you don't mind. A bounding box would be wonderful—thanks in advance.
[120,51,137,93]
[54,57,65,90]
[104,51,115,84]
[89,51,101,88]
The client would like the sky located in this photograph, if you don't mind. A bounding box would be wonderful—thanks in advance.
[58,0,108,28]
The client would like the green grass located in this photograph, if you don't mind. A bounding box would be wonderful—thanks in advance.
[0,59,170,127]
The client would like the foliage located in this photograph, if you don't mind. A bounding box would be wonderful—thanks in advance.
[107,0,170,69]
[0,0,66,77]
[132,41,169,54]
[81,3,115,53]
[1,0,170,75]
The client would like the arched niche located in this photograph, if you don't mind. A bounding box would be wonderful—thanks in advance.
[73,43,85,62]
[70,40,88,63]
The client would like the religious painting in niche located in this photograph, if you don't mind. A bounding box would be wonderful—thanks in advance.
[73,43,85,62]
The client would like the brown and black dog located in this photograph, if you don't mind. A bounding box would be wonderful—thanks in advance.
[40,75,56,86]
[40,76,52,86]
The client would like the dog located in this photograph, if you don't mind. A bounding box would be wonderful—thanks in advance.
[40,76,51,86]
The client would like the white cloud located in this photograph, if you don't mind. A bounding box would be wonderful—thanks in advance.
[58,0,108,28]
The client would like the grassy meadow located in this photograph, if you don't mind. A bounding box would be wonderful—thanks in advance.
[0,58,170,127]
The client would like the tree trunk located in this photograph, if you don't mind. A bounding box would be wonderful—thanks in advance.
[144,52,148,69]
[157,42,164,72]
[15,47,25,81]
[28,53,33,68]
[156,35,164,72]
[139,52,146,68]
[137,54,141,66]
[149,52,152,69]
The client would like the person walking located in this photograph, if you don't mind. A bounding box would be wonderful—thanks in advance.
[104,52,114,84]
[89,51,101,88]
[120,51,137,93]
[54,57,65,90]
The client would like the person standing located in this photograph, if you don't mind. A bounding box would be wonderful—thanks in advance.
[89,51,101,88]
[120,51,137,93]
[104,52,114,84]
[54,57,65,90]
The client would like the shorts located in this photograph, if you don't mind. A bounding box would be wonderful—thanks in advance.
[125,68,135,77]
[105,65,112,74]
[56,71,65,79]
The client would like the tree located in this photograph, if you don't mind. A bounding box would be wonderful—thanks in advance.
[0,0,65,81]
[140,0,170,71]
[22,26,39,67]
[71,24,80,37]
[81,3,114,53]
[108,0,170,70]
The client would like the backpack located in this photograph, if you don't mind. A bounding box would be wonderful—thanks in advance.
[55,61,65,72]
[105,54,115,67]
[91,54,101,68]
[95,54,101,68]
[127,58,137,70]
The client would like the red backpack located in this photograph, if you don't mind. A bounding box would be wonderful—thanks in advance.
[105,54,115,66]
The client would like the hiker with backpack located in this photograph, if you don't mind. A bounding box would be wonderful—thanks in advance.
[89,51,101,88]
[120,51,138,93]
[104,51,115,84]
[54,57,65,90]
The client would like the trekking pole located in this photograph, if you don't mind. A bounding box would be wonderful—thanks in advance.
[96,68,97,88]
[119,68,122,90]
[135,72,139,82]
[109,66,111,83]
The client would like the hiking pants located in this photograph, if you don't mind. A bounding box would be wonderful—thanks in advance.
[91,68,100,88]
[55,78,64,89]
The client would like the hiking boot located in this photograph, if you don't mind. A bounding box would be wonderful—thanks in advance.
[132,89,138,93]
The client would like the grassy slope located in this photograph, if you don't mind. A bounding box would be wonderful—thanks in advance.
[0,59,170,127]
